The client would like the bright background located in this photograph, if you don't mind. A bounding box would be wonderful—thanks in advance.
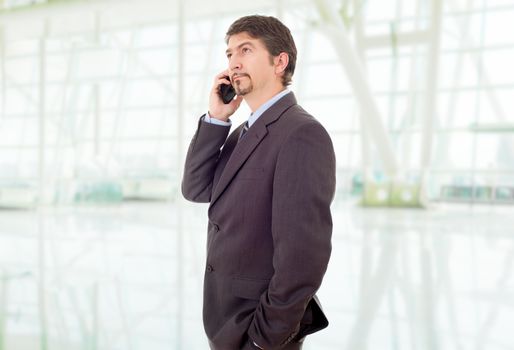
[0,0,513,349]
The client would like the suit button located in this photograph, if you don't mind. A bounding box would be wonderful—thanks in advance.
[214,224,220,232]
[206,264,214,272]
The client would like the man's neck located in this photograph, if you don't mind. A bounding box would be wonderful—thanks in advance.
[244,85,286,112]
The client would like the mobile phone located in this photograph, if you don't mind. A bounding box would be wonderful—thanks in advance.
[219,78,236,104]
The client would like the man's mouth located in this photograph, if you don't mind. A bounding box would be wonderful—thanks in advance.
[232,74,249,82]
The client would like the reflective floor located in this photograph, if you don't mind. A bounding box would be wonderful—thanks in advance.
[1,200,513,350]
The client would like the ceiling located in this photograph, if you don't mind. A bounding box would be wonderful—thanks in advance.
[0,0,314,41]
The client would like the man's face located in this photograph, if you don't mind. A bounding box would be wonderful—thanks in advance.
[225,32,276,97]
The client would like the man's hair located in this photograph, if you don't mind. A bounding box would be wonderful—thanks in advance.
[225,15,297,86]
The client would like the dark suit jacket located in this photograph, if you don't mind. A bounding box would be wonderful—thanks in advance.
[182,92,336,349]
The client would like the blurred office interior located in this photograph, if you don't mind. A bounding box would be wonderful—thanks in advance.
[0,0,513,349]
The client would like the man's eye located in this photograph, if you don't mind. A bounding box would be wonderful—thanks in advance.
[226,54,232,59]
[242,47,250,53]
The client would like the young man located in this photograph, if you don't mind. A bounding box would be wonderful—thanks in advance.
[182,15,336,350]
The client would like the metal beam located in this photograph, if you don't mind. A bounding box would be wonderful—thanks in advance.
[38,20,49,205]
[104,26,137,168]
[176,1,185,349]
[420,0,443,193]
[352,0,372,180]
[362,30,431,49]
[93,12,101,158]
[0,25,4,119]
[313,0,399,177]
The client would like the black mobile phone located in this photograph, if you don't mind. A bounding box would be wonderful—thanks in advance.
[219,78,236,104]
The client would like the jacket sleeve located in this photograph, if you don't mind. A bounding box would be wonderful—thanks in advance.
[247,121,336,348]
[181,116,231,203]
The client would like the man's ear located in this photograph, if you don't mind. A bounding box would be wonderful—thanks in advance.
[274,52,289,76]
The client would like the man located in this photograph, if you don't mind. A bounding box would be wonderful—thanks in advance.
[182,15,336,350]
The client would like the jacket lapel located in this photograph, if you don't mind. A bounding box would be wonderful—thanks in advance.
[209,92,297,209]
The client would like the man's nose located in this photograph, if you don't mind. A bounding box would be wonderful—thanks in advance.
[229,58,242,71]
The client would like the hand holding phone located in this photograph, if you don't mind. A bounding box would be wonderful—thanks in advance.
[219,79,236,104]
[208,71,242,122]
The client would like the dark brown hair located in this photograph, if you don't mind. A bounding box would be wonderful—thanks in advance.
[225,15,297,86]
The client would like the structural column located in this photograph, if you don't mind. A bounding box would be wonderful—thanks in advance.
[420,0,443,192]
[176,1,185,349]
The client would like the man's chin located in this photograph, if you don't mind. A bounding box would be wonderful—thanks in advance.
[235,85,252,96]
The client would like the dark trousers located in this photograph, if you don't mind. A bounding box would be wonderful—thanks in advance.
[209,337,305,350]
[281,340,304,349]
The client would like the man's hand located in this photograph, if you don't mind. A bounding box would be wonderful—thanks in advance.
[208,70,243,122]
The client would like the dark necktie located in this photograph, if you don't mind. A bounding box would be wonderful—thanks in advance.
[238,121,249,142]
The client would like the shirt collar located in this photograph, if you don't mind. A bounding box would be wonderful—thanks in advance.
[247,89,291,127]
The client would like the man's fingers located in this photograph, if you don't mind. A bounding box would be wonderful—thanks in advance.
[214,70,230,81]
[212,76,231,93]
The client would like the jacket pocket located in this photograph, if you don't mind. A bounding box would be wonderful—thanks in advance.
[231,277,270,300]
